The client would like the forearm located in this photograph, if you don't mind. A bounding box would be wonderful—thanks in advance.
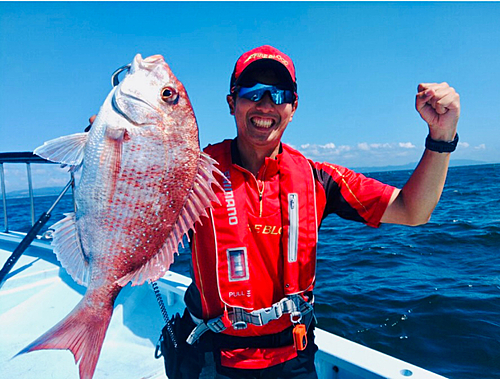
[383,148,451,225]
[382,82,460,226]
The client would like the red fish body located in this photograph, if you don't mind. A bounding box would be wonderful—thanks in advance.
[21,54,222,379]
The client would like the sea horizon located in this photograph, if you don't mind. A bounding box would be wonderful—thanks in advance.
[3,161,497,200]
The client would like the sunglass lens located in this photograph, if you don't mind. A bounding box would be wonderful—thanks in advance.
[238,84,294,105]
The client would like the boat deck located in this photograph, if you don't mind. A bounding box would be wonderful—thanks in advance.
[0,232,447,379]
[0,233,169,379]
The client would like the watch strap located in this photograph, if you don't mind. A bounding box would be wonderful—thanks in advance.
[425,133,459,153]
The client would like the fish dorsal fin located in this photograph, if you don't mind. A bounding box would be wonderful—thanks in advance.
[116,152,224,286]
[34,132,88,167]
[50,212,90,286]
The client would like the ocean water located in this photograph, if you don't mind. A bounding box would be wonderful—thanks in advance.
[1,163,499,379]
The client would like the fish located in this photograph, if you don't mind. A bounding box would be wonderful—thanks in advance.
[18,54,223,379]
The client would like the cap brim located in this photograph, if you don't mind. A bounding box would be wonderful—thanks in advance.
[235,59,295,90]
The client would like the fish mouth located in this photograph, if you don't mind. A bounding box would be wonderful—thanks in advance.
[112,88,159,127]
[141,54,165,65]
[112,91,138,126]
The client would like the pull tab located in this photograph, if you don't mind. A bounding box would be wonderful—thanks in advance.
[221,308,232,328]
[292,324,307,351]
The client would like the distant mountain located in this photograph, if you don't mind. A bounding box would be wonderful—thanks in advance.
[6,186,70,199]
[353,159,492,173]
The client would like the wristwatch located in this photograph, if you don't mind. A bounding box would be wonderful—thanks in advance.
[425,133,459,153]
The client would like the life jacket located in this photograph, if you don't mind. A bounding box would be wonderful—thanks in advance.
[191,139,319,336]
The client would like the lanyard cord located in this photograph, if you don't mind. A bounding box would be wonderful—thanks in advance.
[151,281,178,349]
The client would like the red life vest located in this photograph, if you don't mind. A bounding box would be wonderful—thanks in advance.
[191,140,319,336]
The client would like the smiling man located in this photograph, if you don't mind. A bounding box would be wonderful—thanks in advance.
[177,45,460,379]
[225,50,299,176]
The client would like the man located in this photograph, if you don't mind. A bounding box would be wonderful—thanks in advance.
[180,45,460,379]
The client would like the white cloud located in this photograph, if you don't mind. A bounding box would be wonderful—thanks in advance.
[370,143,392,149]
[291,136,499,167]
[358,142,370,151]
[398,142,416,149]
[296,141,422,167]
[321,143,336,149]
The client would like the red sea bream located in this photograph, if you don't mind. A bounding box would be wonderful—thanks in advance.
[19,54,222,379]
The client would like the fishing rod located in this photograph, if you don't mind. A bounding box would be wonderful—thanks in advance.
[0,177,74,289]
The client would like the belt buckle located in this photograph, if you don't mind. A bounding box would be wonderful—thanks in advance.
[251,304,279,325]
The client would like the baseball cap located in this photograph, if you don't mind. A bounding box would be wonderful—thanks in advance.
[229,45,297,92]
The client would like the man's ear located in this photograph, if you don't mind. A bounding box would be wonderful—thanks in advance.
[226,95,235,115]
[289,98,298,122]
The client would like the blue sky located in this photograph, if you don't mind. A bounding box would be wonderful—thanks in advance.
[1,2,499,192]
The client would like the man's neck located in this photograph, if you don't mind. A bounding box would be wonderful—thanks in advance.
[236,138,280,177]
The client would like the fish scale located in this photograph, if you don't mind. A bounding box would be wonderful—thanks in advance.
[18,53,224,379]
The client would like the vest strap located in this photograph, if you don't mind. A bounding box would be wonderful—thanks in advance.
[186,295,313,345]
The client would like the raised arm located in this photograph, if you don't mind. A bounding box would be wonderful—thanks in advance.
[381,82,460,226]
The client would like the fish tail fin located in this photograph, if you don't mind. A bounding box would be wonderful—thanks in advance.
[16,300,113,379]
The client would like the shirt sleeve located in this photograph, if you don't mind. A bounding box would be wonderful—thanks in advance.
[313,162,396,227]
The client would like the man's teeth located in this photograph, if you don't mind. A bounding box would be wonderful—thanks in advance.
[251,117,274,128]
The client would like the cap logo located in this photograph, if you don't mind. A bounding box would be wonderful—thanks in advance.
[244,53,289,67]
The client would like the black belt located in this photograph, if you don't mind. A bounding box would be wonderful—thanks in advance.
[212,314,315,350]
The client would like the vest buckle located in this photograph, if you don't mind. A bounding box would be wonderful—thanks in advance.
[251,303,281,325]
[232,320,248,330]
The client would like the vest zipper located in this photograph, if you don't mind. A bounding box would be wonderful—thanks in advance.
[258,181,265,217]
[288,193,298,262]
[256,164,267,217]
[235,165,266,218]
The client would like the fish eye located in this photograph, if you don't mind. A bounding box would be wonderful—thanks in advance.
[161,86,178,102]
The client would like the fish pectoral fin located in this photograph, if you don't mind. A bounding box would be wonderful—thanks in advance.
[34,132,88,167]
[116,152,225,287]
[105,126,129,141]
[99,134,123,203]
[51,212,90,286]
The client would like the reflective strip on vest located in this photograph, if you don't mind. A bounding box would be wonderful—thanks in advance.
[288,193,298,263]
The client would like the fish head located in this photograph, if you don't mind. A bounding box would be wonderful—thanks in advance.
[112,54,199,143]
